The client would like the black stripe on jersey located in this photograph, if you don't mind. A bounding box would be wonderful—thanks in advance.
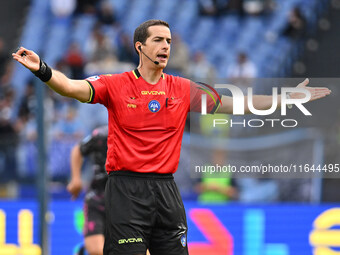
[133,69,141,79]
[85,80,95,103]
[210,96,221,114]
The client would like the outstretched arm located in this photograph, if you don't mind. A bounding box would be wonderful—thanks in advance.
[12,47,91,102]
[216,78,331,114]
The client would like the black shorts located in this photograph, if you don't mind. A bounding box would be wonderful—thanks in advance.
[104,171,188,255]
[84,190,105,237]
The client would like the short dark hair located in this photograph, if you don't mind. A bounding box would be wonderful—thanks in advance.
[133,19,170,54]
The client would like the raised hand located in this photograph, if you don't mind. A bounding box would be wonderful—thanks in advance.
[290,78,331,101]
[12,46,40,72]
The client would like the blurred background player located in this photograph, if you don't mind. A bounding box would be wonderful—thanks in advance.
[67,125,108,255]
[67,125,151,255]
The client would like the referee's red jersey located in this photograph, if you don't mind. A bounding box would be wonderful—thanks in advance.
[86,69,219,174]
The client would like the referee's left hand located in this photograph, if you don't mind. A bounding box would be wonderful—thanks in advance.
[290,78,331,101]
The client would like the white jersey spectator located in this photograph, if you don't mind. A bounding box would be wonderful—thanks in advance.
[227,52,257,93]
[50,0,76,18]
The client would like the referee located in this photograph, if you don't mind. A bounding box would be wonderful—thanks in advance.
[13,20,330,255]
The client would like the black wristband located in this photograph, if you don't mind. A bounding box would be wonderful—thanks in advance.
[32,59,52,82]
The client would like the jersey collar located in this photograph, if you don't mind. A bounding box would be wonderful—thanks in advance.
[132,69,165,80]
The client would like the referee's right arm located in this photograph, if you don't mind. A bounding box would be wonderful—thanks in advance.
[12,47,91,103]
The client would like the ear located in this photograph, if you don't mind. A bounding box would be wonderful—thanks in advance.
[135,42,142,53]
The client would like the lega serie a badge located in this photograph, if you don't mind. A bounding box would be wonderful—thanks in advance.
[86,75,100,81]
[148,100,161,113]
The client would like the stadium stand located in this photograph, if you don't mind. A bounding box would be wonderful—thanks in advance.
[10,0,331,92]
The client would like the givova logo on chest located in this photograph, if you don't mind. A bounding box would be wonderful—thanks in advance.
[141,91,166,95]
